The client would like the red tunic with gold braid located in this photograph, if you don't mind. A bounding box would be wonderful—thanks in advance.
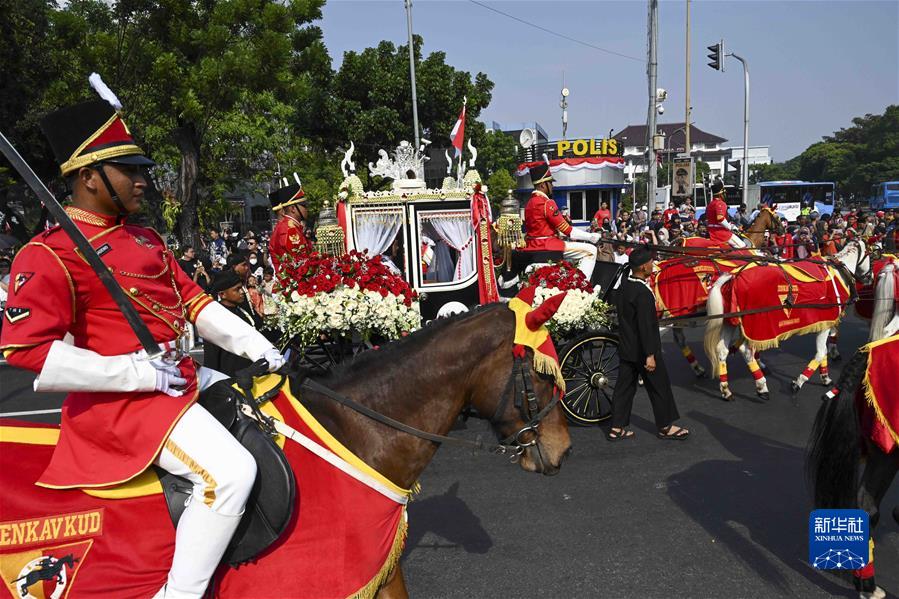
[269,214,308,273]
[0,207,213,489]
[705,194,733,244]
[523,190,570,252]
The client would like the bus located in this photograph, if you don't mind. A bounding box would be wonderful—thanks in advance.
[871,182,899,210]
[755,181,835,221]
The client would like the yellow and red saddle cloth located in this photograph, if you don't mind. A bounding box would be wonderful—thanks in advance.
[721,259,851,350]
[859,335,899,454]
[0,376,410,599]
[653,254,741,318]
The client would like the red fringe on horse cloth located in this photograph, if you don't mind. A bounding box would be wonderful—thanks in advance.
[721,260,851,351]
[855,255,898,320]
[859,335,899,454]
[0,376,411,599]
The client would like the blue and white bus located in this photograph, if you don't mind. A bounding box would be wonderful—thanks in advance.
[755,181,835,221]
[871,182,899,210]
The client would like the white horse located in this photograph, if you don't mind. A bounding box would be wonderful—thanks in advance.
[870,258,899,342]
[703,239,872,399]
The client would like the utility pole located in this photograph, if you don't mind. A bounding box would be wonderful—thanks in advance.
[684,0,691,154]
[646,0,659,212]
[404,0,421,149]
[560,73,570,140]
[729,52,750,208]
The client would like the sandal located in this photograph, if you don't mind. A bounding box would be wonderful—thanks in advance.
[657,425,690,441]
[607,428,635,442]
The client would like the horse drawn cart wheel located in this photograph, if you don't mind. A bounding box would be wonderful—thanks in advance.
[559,331,620,426]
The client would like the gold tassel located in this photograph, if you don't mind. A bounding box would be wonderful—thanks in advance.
[315,224,346,257]
[348,513,409,599]
[496,214,525,250]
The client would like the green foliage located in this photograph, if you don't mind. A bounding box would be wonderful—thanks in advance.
[755,105,899,196]
[486,169,515,211]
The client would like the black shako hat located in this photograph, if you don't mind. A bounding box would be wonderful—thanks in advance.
[210,270,243,295]
[628,244,654,270]
[40,99,154,177]
[268,173,306,211]
[711,177,725,195]
[529,163,554,186]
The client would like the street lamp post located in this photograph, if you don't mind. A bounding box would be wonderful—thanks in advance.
[729,52,750,208]
[404,0,421,150]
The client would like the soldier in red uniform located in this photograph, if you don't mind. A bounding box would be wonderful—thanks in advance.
[268,175,308,273]
[705,177,746,248]
[0,83,285,598]
[522,163,600,278]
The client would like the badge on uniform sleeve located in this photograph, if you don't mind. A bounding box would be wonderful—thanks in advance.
[5,307,31,324]
[13,272,34,294]
[289,234,301,244]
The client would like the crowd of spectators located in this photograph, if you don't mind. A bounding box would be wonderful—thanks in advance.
[586,199,898,259]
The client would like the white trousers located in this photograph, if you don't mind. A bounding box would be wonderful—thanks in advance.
[564,241,598,279]
[726,232,748,249]
[153,401,257,598]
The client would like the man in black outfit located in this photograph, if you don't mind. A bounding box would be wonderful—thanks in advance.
[203,271,264,377]
[608,245,689,441]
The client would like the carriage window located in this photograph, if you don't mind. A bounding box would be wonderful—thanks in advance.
[568,191,584,220]
[585,190,600,219]
[418,211,476,285]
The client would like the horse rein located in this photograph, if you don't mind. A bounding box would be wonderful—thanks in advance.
[298,356,561,462]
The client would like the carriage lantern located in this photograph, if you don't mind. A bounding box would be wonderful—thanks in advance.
[496,192,524,251]
[314,201,346,257]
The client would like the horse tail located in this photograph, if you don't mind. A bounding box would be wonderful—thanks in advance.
[870,262,896,342]
[704,273,731,375]
[806,350,869,508]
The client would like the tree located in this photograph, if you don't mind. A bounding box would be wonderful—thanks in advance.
[327,37,495,175]
[8,0,327,244]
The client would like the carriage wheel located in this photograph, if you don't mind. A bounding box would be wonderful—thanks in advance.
[559,332,620,426]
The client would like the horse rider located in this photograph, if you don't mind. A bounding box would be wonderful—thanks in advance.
[523,163,601,278]
[706,177,747,248]
[0,86,286,599]
[268,175,308,274]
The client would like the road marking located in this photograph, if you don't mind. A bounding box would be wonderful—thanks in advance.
[0,408,62,417]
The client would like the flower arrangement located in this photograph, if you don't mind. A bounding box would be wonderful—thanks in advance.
[270,246,421,346]
[520,261,610,336]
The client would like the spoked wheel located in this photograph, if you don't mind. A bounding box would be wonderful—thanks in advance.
[559,332,620,426]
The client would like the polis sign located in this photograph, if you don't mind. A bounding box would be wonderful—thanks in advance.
[556,138,621,157]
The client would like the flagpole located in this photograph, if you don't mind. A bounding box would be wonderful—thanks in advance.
[404,0,421,149]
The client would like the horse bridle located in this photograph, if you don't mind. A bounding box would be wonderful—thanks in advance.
[488,355,563,463]
[270,355,563,462]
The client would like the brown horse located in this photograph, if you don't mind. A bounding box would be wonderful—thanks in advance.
[292,303,572,597]
[743,205,785,248]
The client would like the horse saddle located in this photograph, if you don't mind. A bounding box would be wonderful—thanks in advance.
[156,379,296,566]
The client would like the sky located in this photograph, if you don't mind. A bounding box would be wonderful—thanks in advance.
[319,1,899,161]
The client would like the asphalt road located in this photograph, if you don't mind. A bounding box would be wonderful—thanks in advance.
[1,317,897,598]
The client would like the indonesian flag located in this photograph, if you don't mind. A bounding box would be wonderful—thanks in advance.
[450,103,466,157]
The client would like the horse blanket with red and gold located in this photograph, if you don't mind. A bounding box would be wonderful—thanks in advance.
[0,375,410,599]
[722,260,851,350]
[653,255,740,318]
[859,335,899,454]
[855,255,899,320]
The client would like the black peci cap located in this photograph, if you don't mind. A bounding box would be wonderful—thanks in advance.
[628,244,654,269]
[210,270,243,295]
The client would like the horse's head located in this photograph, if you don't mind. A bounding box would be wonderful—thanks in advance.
[468,300,572,475]
[842,238,873,286]
[757,206,784,236]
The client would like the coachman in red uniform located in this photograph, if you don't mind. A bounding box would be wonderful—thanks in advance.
[705,177,747,248]
[268,175,308,273]
[522,163,600,278]
[0,79,285,598]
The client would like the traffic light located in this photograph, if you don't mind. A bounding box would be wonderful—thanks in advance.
[707,41,724,72]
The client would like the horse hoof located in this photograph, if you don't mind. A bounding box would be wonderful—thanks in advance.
[694,367,706,378]
[821,376,833,386]
[791,382,801,394]
[757,392,770,401]
[859,587,886,599]
[721,391,734,401]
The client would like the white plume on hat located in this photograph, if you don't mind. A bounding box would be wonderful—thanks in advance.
[88,73,122,112]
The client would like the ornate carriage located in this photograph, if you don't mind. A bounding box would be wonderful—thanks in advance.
[296,141,624,425]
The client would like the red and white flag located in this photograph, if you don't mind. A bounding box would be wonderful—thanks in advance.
[449,103,466,157]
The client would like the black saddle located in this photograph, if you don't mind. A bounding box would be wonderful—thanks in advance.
[156,378,296,566]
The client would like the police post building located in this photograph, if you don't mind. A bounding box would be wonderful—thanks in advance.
[507,124,626,226]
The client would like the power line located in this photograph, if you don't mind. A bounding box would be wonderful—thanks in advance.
[468,0,645,63]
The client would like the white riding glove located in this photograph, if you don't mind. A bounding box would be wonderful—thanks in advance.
[262,348,286,372]
[148,358,188,397]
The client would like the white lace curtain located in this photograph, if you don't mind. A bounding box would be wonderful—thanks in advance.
[353,209,403,257]
[421,212,475,280]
